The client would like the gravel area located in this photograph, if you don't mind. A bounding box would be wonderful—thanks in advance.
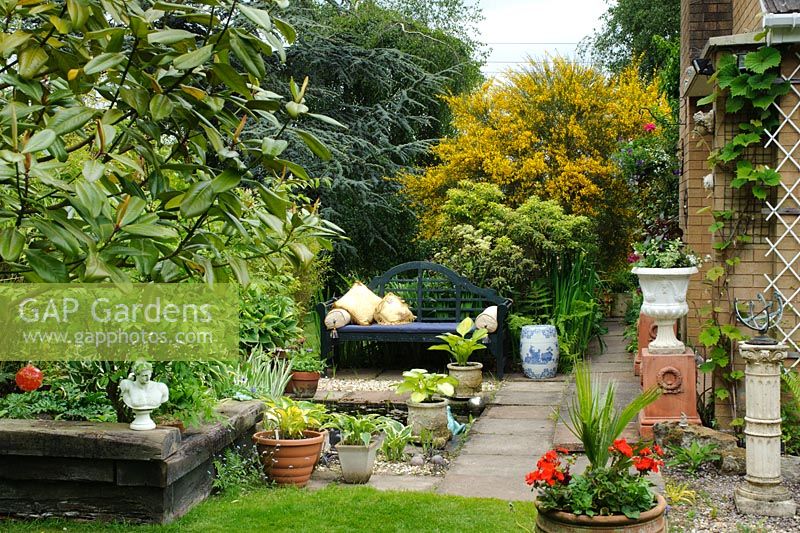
[663,465,800,532]
[318,376,498,393]
[316,452,448,479]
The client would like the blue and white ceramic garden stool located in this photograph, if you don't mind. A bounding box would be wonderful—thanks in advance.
[520,325,559,379]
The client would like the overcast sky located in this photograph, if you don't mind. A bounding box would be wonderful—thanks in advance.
[474,0,609,78]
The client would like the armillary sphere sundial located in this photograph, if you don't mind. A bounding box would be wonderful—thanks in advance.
[734,292,785,346]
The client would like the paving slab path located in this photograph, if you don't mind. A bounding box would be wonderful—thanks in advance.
[437,319,657,501]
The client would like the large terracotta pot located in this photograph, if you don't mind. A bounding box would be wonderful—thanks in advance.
[252,429,324,487]
[632,267,697,354]
[535,494,667,532]
[287,371,321,398]
[407,398,450,447]
[447,362,483,398]
[337,440,379,484]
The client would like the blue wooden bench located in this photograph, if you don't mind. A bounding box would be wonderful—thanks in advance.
[316,261,512,377]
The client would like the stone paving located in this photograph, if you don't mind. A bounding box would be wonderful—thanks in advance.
[309,319,662,498]
[436,319,660,500]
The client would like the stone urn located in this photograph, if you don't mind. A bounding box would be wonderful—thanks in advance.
[535,494,667,532]
[406,398,450,447]
[632,267,697,354]
[447,362,483,398]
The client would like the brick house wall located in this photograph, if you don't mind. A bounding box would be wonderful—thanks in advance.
[681,1,800,424]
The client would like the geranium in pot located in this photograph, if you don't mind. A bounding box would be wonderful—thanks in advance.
[287,351,325,398]
[326,413,383,483]
[528,363,665,532]
[393,369,458,447]
[630,237,699,354]
[429,317,488,398]
[252,397,326,487]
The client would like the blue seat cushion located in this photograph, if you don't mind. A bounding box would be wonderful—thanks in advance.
[337,322,458,334]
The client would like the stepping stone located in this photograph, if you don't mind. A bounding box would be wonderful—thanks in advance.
[491,391,564,406]
[447,453,535,478]
[460,434,549,456]
[483,405,558,420]
[470,417,555,436]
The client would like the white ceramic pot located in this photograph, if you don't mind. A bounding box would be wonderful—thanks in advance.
[447,362,483,398]
[520,325,559,379]
[632,266,698,354]
[337,440,379,484]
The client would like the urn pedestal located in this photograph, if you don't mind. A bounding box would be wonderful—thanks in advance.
[638,347,701,439]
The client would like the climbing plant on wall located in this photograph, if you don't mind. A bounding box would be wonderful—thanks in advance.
[693,43,790,422]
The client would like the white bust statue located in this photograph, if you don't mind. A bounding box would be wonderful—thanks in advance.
[120,359,169,430]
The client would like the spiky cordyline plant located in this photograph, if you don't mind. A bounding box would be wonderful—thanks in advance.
[565,362,661,469]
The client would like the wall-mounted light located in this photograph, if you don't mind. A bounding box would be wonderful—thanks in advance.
[737,53,748,71]
[692,57,715,76]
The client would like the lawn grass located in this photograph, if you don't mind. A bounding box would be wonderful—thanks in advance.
[2,485,537,533]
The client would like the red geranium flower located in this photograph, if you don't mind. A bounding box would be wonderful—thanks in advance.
[643,122,656,132]
[612,438,633,458]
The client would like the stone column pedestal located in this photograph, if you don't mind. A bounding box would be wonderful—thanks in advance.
[638,347,701,439]
[734,342,796,517]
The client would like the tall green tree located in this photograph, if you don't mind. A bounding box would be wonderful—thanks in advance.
[253,0,484,279]
[583,0,680,100]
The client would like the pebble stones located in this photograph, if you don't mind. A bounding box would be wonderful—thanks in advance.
[410,454,425,467]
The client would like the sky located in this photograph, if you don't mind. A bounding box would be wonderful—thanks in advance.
[474,0,610,79]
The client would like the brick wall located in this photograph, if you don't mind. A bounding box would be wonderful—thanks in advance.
[733,0,762,33]
[681,0,733,75]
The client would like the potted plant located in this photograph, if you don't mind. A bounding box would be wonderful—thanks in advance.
[287,351,325,398]
[527,362,665,532]
[630,237,699,354]
[252,397,326,487]
[429,316,488,398]
[325,413,383,483]
[394,369,458,447]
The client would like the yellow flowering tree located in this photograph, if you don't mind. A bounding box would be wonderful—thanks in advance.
[403,58,670,270]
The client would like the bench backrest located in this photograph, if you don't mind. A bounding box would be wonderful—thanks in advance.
[368,261,506,322]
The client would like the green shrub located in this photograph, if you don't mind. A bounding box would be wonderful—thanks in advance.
[431,181,597,298]
[240,283,304,353]
[666,441,720,475]
[212,446,264,495]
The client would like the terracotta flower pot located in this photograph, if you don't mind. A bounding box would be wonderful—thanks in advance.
[447,362,483,398]
[288,371,321,398]
[252,429,324,487]
[407,398,450,447]
[535,494,667,533]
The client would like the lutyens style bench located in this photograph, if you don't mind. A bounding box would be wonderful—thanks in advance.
[316,261,512,377]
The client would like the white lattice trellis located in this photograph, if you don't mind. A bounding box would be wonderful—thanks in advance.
[763,53,800,352]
